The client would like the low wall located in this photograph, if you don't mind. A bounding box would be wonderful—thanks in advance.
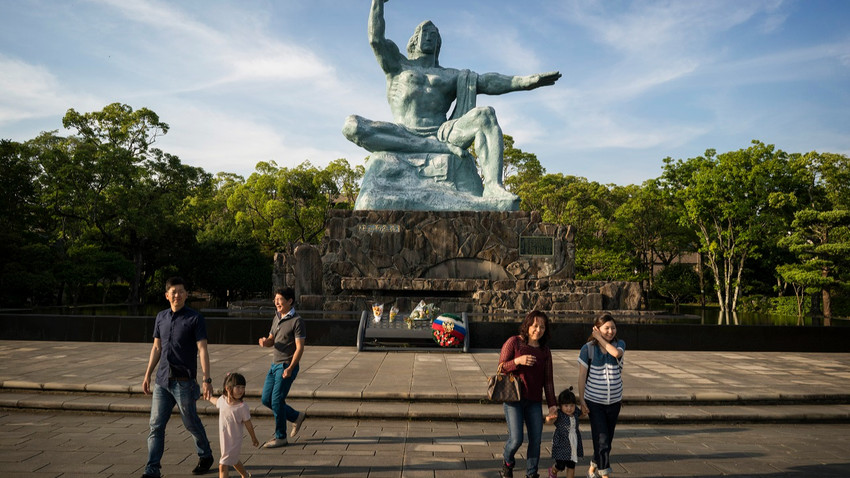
[2,314,849,351]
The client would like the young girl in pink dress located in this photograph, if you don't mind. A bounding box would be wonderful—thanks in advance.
[208,372,260,478]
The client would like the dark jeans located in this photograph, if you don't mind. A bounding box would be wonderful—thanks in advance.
[586,400,621,476]
[503,399,544,476]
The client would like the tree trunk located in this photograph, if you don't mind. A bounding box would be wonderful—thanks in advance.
[822,288,832,326]
[129,249,144,310]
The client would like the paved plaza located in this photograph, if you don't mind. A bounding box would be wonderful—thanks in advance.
[1,340,850,476]
[1,411,850,477]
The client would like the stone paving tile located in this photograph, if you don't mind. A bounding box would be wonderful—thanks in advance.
[4,341,850,407]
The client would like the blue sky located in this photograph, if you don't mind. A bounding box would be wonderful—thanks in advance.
[1,0,849,186]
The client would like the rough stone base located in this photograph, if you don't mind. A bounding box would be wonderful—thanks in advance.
[271,210,643,317]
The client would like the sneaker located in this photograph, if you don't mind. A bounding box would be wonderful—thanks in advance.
[262,437,288,448]
[290,411,306,437]
[548,466,558,478]
[500,462,514,478]
[586,470,599,478]
[192,455,214,475]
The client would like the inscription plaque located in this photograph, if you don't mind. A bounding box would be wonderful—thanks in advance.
[357,224,401,234]
[520,236,554,256]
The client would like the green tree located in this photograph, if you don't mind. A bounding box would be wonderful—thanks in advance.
[778,209,850,325]
[38,103,211,306]
[228,160,340,254]
[611,179,697,291]
[654,262,700,314]
[502,134,545,190]
[324,158,364,208]
[189,172,273,302]
[775,262,830,325]
[661,141,804,323]
[0,139,51,306]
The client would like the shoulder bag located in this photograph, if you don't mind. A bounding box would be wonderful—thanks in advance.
[487,362,521,402]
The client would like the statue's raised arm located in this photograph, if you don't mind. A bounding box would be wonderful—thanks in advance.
[369,0,403,74]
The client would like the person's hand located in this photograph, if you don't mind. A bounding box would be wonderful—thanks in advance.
[591,326,606,343]
[580,399,589,416]
[252,437,260,448]
[142,376,152,395]
[259,337,271,347]
[545,414,557,424]
[514,354,536,366]
[202,381,212,400]
[282,368,292,379]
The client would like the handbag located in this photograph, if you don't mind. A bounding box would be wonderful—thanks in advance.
[487,362,521,402]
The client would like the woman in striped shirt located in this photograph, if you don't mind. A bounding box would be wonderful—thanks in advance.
[577,314,624,478]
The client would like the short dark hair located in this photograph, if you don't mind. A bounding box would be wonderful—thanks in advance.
[165,276,186,292]
[519,310,550,347]
[274,287,295,302]
[557,387,577,406]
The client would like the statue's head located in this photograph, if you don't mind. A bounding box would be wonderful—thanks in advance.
[407,20,441,65]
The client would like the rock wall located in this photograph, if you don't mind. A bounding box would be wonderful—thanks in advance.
[275,210,644,317]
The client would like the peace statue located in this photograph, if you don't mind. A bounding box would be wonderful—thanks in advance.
[344,0,561,211]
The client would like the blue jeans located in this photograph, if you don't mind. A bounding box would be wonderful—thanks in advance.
[261,362,300,439]
[586,400,621,476]
[145,380,212,477]
[503,399,544,476]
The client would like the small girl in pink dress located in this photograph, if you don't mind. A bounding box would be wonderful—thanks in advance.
[208,372,260,478]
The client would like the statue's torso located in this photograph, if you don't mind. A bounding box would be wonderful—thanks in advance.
[387,66,458,129]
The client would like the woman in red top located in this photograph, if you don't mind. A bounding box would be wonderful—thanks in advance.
[498,310,558,478]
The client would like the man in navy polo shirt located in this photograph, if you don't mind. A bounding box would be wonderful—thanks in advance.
[141,276,214,477]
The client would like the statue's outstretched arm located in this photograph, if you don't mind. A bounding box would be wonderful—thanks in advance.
[369,0,402,74]
[477,71,562,95]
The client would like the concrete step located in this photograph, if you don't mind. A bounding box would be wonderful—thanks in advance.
[3,389,850,423]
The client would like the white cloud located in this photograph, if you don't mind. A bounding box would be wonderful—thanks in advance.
[0,55,104,132]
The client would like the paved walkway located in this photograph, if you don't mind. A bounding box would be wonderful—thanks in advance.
[2,411,850,477]
[1,341,850,422]
[1,340,850,477]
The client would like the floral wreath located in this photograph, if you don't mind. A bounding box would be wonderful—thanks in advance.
[433,319,462,347]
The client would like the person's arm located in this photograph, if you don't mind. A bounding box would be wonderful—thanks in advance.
[543,350,557,416]
[142,338,162,395]
[577,363,589,415]
[477,71,561,95]
[244,419,260,448]
[592,327,623,359]
[497,336,520,372]
[283,338,305,379]
[197,339,212,400]
[368,0,402,74]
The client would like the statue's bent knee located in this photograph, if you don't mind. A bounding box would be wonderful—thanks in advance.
[342,115,363,142]
[469,106,498,128]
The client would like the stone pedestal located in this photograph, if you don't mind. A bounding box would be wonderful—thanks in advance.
[354,151,518,211]
[301,210,642,317]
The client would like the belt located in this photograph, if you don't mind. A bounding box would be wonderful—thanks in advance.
[169,376,190,381]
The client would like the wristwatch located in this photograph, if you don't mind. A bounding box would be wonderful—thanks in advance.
[203,378,212,384]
